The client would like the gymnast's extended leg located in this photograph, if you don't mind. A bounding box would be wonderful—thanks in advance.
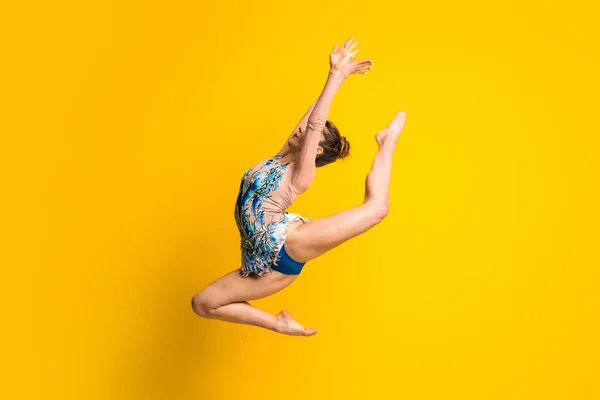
[283,111,406,263]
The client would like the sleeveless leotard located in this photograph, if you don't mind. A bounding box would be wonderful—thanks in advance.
[234,155,310,277]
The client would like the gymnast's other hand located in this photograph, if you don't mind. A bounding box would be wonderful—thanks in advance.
[329,37,374,79]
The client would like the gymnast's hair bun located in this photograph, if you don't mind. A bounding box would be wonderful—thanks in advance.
[337,136,350,159]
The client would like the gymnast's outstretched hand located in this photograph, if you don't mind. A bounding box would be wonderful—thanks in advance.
[329,37,374,78]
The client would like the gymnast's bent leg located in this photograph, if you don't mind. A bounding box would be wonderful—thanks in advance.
[191,268,313,336]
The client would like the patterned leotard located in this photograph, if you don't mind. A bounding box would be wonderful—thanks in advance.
[234,155,310,277]
[233,70,346,277]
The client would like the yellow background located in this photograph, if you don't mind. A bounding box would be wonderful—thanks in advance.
[2,0,599,399]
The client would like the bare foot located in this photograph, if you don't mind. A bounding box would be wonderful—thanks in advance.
[376,111,406,147]
[275,310,318,336]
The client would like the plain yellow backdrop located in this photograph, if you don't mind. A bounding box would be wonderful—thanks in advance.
[2,0,599,399]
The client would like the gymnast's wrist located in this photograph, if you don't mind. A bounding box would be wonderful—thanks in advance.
[328,68,347,80]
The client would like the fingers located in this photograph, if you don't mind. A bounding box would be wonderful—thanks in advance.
[356,59,374,66]
[342,37,355,50]
[342,49,360,63]
[333,37,376,76]
[355,65,373,74]
[335,37,359,57]
[350,59,375,75]
[356,59,374,69]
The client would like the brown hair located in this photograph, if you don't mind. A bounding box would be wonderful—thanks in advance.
[316,120,350,167]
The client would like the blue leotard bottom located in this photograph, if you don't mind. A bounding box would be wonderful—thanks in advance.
[271,244,306,275]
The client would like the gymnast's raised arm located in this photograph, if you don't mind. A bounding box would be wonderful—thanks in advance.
[290,37,369,193]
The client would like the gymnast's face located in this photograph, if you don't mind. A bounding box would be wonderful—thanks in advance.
[288,125,325,155]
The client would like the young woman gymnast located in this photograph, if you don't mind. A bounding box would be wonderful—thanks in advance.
[192,37,407,336]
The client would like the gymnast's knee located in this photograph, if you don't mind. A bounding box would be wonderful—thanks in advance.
[191,292,214,318]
